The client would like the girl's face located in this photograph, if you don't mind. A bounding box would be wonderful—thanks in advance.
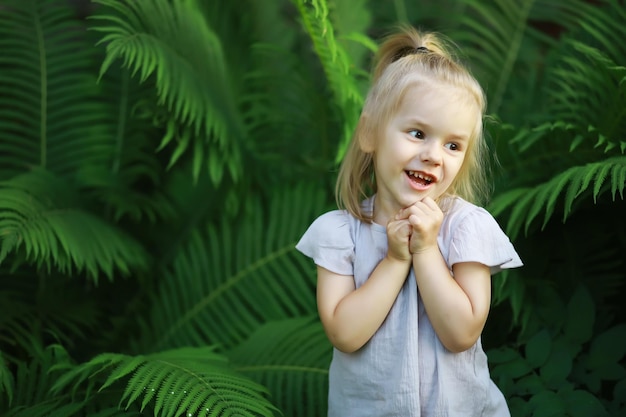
[365,82,479,224]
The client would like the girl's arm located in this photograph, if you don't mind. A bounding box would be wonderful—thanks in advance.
[317,257,410,353]
[316,218,412,353]
[400,197,491,352]
[412,251,491,352]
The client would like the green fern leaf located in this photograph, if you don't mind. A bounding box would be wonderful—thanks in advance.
[90,0,244,184]
[75,61,176,223]
[230,317,331,417]
[240,43,342,183]
[135,184,328,352]
[53,347,277,417]
[489,157,626,238]
[452,0,537,115]
[542,3,626,139]
[0,0,166,223]
[0,272,101,363]
[2,345,75,415]
[292,0,366,162]
[611,163,626,199]
[0,0,113,178]
[488,187,530,219]
[0,352,14,406]
[590,162,613,203]
[331,0,374,66]
[0,169,149,282]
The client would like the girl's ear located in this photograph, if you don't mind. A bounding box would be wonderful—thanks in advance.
[357,115,376,153]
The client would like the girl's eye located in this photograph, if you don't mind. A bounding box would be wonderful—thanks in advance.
[444,142,459,151]
[409,129,425,139]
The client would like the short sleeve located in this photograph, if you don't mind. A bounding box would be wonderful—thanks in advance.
[295,210,354,276]
[448,207,523,275]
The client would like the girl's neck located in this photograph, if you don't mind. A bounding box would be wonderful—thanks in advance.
[372,194,396,226]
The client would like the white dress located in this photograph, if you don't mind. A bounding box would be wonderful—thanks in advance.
[296,196,523,417]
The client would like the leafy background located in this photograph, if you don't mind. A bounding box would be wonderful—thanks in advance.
[0,0,625,416]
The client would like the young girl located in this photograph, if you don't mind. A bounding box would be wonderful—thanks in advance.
[296,26,523,416]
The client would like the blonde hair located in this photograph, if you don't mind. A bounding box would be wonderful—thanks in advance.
[336,26,490,222]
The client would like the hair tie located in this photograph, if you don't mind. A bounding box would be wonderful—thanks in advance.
[392,46,431,62]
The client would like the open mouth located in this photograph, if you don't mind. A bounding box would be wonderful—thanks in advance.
[406,170,435,186]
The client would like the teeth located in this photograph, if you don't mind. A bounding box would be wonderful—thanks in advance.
[408,170,434,183]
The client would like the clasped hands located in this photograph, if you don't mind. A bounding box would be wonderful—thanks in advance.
[386,197,443,262]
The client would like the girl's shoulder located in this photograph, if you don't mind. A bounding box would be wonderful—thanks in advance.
[443,196,497,227]
[296,209,356,253]
[441,196,523,273]
[302,194,374,241]
[305,209,353,238]
[295,209,356,276]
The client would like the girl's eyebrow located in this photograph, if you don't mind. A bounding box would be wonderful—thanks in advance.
[449,134,470,142]
[406,118,429,128]
[406,119,470,141]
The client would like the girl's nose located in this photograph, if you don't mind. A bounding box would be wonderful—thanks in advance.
[420,140,442,165]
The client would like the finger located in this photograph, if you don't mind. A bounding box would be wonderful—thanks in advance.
[389,220,412,236]
[396,202,424,219]
[407,203,431,221]
[408,205,440,228]
[421,197,440,212]
[409,212,428,229]
[394,206,412,220]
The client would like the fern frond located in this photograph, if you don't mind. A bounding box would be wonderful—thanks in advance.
[52,347,277,417]
[241,33,365,183]
[0,169,149,282]
[468,0,535,113]
[329,0,374,70]
[229,317,331,417]
[6,402,87,417]
[2,345,72,415]
[488,156,626,239]
[72,59,177,223]
[451,0,544,115]
[90,0,244,184]
[77,410,142,417]
[1,345,142,416]
[0,352,14,406]
[0,294,43,360]
[546,38,626,140]
[512,121,626,157]
[76,164,176,223]
[449,0,619,123]
[292,0,367,162]
[0,0,115,179]
[136,184,329,352]
[1,269,103,361]
[566,0,626,61]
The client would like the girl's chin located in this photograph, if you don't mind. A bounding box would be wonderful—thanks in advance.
[385,196,426,212]
[401,191,431,205]
[377,189,440,211]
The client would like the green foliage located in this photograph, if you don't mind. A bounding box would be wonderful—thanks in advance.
[50,346,277,417]
[90,0,244,184]
[0,352,13,406]
[292,0,371,161]
[0,0,111,178]
[489,285,625,417]
[0,0,624,416]
[489,156,626,239]
[229,317,332,417]
[0,168,149,281]
[132,184,327,353]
